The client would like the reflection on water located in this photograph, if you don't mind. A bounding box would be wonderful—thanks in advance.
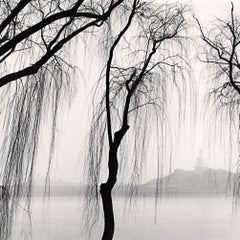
[12,197,240,240]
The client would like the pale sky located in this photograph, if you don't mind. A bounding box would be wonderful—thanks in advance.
[34,0,240,183]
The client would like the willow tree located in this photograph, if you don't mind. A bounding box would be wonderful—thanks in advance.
[0,1,124,239]
[195,3,240,198]
[86,1,188,239]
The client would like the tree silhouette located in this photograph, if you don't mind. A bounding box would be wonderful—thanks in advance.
[196,3,240,199]
[86,1,188,239]
[196,3,240,104]
[0,1,123,239]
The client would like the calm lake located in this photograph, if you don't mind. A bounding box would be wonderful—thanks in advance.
[12,197,240,240]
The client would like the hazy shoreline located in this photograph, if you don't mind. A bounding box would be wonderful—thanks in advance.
[31,168,234,197]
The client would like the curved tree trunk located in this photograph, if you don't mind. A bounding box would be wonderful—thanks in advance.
[100,147,118,240]
[100,183,115,240]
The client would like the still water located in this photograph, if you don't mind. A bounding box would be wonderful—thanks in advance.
[12,197,240,240]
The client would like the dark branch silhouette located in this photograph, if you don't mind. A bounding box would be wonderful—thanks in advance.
[86,1,188,239]
[196,2,240,201]
[195,2,240,104]
[0,1,123,239]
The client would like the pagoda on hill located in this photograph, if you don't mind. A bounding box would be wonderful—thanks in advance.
[194,150,208,172]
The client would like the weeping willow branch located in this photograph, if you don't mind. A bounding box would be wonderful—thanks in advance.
[0,59,73,240]
[0,1,124,239]
[85,1,188,237]
[196,2,240,201]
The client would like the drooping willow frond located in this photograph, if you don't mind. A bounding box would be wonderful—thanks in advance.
[0,58,74,240]
[84,0,189,232]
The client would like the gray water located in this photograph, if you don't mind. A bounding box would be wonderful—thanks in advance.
[12,197,240,240]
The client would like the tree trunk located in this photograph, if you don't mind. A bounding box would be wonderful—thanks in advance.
[100,147,118,240]
[100,183,114,240]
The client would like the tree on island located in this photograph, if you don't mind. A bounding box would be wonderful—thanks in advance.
[86,1,188,239]
[0,1,123,239]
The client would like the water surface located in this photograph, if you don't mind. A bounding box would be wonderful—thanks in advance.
[12,197,240,240]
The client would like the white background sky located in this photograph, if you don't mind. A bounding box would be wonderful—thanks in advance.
[34,0,240,183]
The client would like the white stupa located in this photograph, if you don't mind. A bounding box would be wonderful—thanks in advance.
[194,150,208,171]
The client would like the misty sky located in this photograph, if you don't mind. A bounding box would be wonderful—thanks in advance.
[34,0,240,183]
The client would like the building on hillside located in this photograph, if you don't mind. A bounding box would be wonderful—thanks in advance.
[194,150,208,172]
